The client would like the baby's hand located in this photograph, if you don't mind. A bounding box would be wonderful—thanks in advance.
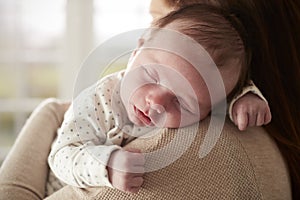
[232,93,272,131]
[107,148,145,193]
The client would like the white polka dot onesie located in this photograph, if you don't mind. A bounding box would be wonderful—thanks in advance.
[48,71,148,188]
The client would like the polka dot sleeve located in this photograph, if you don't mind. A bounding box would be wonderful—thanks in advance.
[48,73,124,188]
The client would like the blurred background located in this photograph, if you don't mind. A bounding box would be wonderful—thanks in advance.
[0,0,151,164]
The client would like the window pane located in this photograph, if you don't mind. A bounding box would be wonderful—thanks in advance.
[0,1,17,60]
[0,113,15,146]
[26,63,59,98]
[0,64,17,98]
[0,0,67,164]
[18,0,66,51]
[94,0,152,43]
[0,113,16,165]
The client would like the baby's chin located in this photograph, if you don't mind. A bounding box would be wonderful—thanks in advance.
[131,119,145,127]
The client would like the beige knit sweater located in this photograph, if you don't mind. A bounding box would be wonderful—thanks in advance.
[47,120,291,199]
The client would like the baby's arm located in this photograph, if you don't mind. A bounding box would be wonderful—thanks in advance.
[48,83,120,188]
[229,81,272,131]
[48,75,144,192]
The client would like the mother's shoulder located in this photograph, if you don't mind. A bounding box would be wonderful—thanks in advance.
[198,118,292,199]
[89,118,291,200]
[125,117,291,199]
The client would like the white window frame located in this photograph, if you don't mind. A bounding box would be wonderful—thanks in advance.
[0,0,94,135]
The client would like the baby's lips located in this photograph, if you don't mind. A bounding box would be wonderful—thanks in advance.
[134,106,152,126]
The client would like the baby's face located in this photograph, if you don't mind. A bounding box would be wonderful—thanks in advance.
[121,48,212,128]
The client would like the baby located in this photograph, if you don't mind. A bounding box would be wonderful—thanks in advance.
[150,0,271,131]
[49,4,271,194]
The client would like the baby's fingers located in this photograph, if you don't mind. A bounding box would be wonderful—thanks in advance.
[264,108,272,125]
[128,186,141,194]
[131,176,144,188]
[236,112,248,131]
[247,113,257,128]
[256,112,265,126]
[125,176,144,193]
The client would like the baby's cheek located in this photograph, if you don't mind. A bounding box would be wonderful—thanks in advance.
[180,116,198,127]
[164,110,183,128]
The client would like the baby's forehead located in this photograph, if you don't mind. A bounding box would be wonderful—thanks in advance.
[141,51,199,81]
[137,26,217,77]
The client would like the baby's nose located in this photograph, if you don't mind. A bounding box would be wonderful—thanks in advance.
[146,88,175,112]
[150,104,165,114]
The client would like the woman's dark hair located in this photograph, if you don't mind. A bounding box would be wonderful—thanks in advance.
[163,0,300,198]
[220,1,300,198]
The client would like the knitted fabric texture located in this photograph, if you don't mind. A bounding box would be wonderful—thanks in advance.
[47,118,290,199]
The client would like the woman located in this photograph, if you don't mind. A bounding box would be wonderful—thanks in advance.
[154,0,300,198]
[0,0,299,199]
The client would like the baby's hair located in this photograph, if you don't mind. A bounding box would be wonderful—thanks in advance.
[152,4,248,100]
[164,0,220,9]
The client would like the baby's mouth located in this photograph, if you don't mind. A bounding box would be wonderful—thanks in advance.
[134,106,152,126]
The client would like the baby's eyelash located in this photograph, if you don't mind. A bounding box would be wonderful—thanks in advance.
[142,66,158,83]
[175,98,191,113]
